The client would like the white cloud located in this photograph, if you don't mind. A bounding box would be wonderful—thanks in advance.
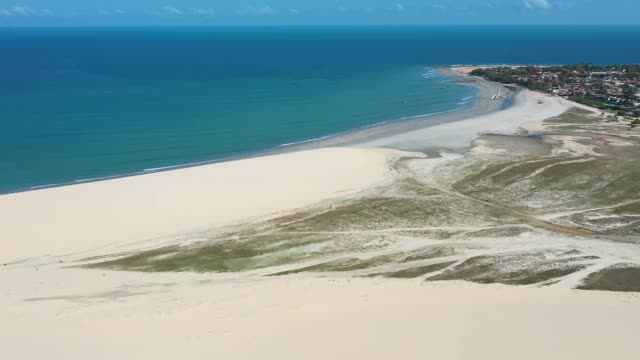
[237,5,276,16]
[287,8,299,15]
[99,9,127,16]
[159,6,182,16]
[191,8,215,16]
[523,0,551,9]
[0,7,56,16]
[11,6,33,16]
[396,3,405,12]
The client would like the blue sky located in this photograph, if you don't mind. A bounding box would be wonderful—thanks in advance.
[0,0,638,26]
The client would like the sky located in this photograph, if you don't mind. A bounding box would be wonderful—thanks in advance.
[0,0,638,26]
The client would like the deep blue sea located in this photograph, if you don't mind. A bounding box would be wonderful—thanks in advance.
[2,26,640,193]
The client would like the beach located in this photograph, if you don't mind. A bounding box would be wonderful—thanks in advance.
[276,67,512,153]
[0,71,557,262]
[2,68,640,359]
[0,147,403,261]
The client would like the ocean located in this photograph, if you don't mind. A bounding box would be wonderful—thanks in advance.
[1,26,640,193]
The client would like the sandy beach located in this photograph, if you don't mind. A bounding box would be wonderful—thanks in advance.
[0,147,403,261]
[450,65,530,75]
[2,69,639,359]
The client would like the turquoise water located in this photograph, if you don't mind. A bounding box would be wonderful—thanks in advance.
[2,26,640,193]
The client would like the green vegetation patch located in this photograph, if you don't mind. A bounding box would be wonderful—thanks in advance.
[89,232,334,273]
[611,201,640,215]
[89,243,259,273]
[452,137,640,211]
[394,229,462,240]
[493,158,574,184]
[462,226,530,238]
[378,261,457,279]
[426,250,595,285]
[578,265,640,292]
[453,158,566,194]
[281,195,516,232]
[272,253,404,276]
[572,215,640,236]
[546,108,598,124]
[567,97,610,110]
[536,158,598,179]
[401,246,459,263]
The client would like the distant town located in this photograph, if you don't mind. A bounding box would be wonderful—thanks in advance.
[470,64,640,122]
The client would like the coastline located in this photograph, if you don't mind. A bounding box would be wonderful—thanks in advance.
[4,67,640,360]
[0,68,571,261]
[1,66,503,196]
[274,67,512,153]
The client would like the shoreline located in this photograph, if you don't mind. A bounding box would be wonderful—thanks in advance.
[0,68,572,262]
[3,67,640,360]
[0,147,407,261]
[273,67,512,152]
[1,66,506,196]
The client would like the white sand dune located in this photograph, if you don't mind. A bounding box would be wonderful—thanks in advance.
[0,147,401,261]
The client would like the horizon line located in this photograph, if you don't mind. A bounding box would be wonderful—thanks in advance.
[2,23,640,29]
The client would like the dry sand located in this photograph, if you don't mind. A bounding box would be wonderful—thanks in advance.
[2,271,639,360]
[0,147,402,261]
[2,77,639,360]
[451,65,489,75]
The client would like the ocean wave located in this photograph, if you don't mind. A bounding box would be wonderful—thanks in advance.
[398,106,467,121]
[421,67,438,79]
[74,176,116,183]
[143,164,190,172]
[363,121,388,128]
[143,156,235,172]
[30,183,61,189]
[278,135,333,147]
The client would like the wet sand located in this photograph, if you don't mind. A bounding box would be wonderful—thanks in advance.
[277,67,512,153]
